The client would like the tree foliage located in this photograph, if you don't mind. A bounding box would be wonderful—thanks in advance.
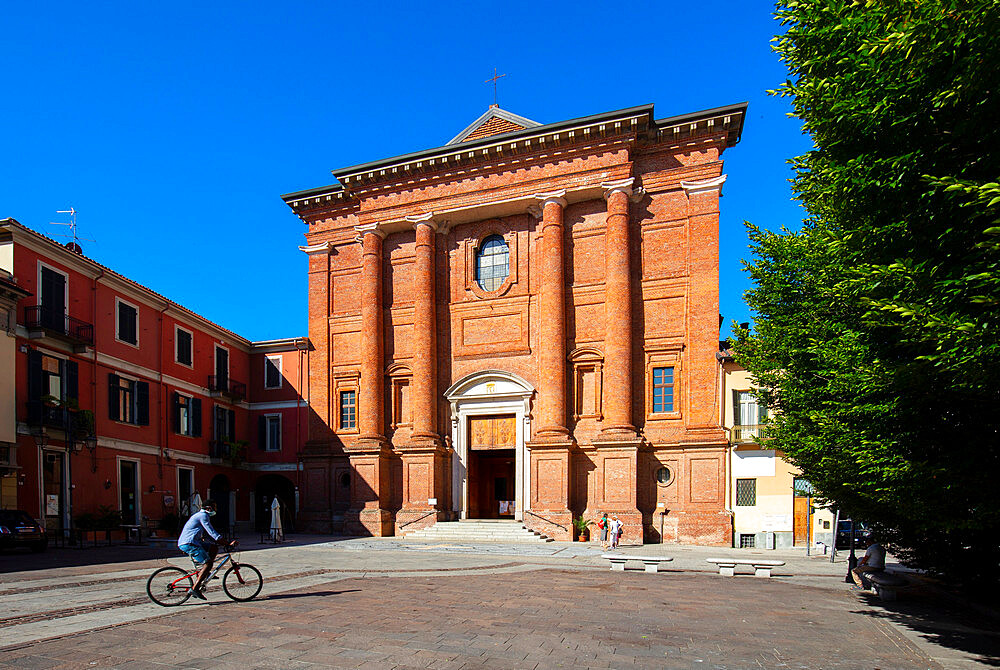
[737,0,1000,589]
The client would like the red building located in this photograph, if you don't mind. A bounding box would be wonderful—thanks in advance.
[0,218,308,539]
[283,102,746,543]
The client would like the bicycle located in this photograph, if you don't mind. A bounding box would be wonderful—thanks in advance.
[146,541,263,606]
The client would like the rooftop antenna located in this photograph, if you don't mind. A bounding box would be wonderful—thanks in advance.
[485,68,506,108]
[49,207,96,251]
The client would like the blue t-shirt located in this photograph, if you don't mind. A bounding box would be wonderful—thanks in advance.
[177,510,221,548]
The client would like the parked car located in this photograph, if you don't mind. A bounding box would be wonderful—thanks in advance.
[0,510,48,552]
[835,519,873,549]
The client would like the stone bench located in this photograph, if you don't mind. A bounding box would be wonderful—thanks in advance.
[707,558,785,577]
[602,554,673,573]
[868,571,910,601]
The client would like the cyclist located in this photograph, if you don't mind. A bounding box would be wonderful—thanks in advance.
[177,500,234,600]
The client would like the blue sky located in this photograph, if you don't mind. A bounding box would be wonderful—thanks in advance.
[2,1,810,342]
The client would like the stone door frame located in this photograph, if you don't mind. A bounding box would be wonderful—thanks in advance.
[445,370,534,522]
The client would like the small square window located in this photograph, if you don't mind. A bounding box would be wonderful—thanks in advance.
[340,390,356,430]
[736,478,757,507]
[652,366,675,413]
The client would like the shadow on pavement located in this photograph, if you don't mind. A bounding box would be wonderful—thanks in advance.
[264,589,362,600]
[853,590,1000,667]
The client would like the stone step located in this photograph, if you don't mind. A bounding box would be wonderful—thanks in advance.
[405,521,554,543]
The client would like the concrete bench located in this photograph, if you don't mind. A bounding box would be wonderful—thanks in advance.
[867,571,910,601]
[602,554,673,573]
[707,558,785,577]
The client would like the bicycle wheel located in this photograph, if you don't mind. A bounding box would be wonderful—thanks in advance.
[146,566,193,606]
[223,563,263,601]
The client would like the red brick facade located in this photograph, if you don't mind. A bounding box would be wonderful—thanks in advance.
[284,103,747,544]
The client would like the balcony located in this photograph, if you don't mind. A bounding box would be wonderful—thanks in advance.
[732,424,768,444]
[209,440,232,460]
[26,401,71,432]
[208,375,246,402]
[24,306,94,350]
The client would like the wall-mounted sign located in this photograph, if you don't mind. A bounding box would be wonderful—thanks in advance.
[45,494,59,516]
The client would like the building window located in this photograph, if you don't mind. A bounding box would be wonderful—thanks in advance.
[340,390,356,430]
[264,356,282,389]
[739,533,756,548]
[736,478,757,507]
[109,373,149,425]
[652,367,675,413]
[116,299,138,346]
[173,392,201,437]
[260,414,281,451]
[175,327,193,366]
[475,235,509,292]
[214,406,235,441]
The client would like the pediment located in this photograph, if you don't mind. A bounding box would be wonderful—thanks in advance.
[447,107,541,145]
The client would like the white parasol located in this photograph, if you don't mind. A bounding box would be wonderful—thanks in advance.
[189,491,203,517]
[269,497,283,541]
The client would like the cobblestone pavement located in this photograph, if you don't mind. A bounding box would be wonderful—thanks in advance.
[1,536,997,669]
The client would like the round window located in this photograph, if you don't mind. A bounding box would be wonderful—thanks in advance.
[655,467,673,486]
[475,235,510,292]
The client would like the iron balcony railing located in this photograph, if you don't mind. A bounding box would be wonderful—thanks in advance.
[209,440,232,459]
[207,376,246,401]
[23,306,94,346]
[25,401,71,432]
[732,423,768,444]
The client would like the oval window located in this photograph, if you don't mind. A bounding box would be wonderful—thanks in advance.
[655,467,672,485]
[475,235,510,292]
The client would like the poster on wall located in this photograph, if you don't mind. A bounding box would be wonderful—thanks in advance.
[45,494,59,516]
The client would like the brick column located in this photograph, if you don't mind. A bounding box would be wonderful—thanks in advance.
[535,191,570,439]
[358,225,386,444]
[591,179,644,545]
[396,215,448,533]
[409,215,439,443]
[600,178,636,436]
[346,224,392,537]
[526,190,574,540]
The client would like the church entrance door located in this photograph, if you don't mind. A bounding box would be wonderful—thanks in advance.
[467,415,516,519]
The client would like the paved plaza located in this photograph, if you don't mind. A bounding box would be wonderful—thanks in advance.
[1,536,997,669]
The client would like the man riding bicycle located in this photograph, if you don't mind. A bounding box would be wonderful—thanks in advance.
[177,500,234,600]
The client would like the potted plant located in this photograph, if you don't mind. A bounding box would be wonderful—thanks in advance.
[572,515,591,542]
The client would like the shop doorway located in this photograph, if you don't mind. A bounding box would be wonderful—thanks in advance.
[42,450,65,532]
[254,474,295,533]
[119,459,139,525]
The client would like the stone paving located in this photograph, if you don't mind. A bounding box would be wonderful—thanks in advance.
[1,536,997,669]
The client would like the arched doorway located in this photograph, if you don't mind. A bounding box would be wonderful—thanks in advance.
[255,474,296,533]
[444,370,534,521]
[208,474,232,533]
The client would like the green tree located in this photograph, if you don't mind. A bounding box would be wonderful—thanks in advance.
[737,0,1000,590]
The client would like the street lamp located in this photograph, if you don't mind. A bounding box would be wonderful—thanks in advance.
[844,518,858,583]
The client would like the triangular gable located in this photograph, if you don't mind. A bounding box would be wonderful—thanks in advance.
[447,107,541,145]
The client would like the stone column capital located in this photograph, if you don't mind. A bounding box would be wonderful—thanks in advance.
[354,223,387,240]
[601,177,634,200]
[533,190,568,209]
[680,174,727,196]
[406,212,439,232]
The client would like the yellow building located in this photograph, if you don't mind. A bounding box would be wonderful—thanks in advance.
[719,350,834,549]
[1,262,31,508]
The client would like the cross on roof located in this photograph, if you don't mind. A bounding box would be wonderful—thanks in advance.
[484,68,506,107]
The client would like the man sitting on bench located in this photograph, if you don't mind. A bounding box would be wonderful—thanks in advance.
[852,536,885,588]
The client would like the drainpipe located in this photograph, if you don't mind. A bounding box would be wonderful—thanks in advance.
[91,269,104,482]
[294,337,308,516]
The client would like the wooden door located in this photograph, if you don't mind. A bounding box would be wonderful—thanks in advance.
[793,496,809,546]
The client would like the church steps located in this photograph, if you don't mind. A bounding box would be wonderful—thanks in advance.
[403,520,554,543]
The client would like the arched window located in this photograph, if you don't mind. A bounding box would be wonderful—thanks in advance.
[475,235,510,292]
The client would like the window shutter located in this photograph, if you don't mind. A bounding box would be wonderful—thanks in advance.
[108,374,120,421]
[65,360,79,403]
[137,381,150,426]
[172,392,181,433]
[28,350,42,401]
[732,390,741,426]
[259,416,267,450]
[227,408,235,441]
[191,398,202,437]
[758,398,768,423]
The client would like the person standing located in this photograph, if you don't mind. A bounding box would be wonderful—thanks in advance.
[598,512,609,549]
[609,515,623,550]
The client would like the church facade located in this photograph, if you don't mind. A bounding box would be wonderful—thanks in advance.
[283,102,746,544]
